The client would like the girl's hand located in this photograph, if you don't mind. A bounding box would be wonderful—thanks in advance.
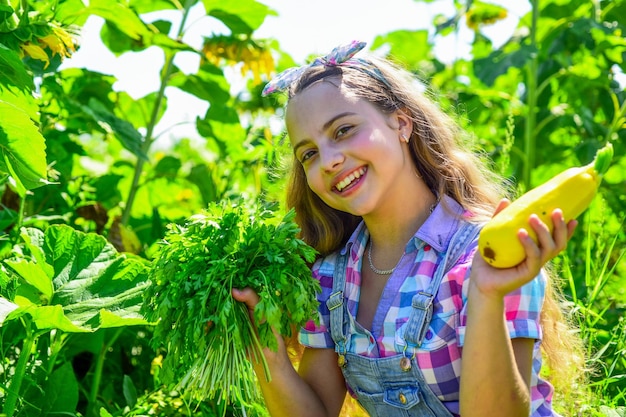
[232,288,284,361]
[232,287,261,319]
[470,199,578,298]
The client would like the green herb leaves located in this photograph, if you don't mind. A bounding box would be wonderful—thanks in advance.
[142,203,320,405]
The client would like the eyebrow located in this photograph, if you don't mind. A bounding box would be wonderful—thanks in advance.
[292,112,357,155]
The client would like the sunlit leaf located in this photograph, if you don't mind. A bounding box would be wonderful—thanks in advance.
[372,30,433,69]
[0,44,33,91]
[82,98,148,161]
[0,101,47,190]
[465,1,507,30]
[51,0,91,26]
[202,0,277,34]
[168,66,230,104]
[86,0,151,40]
[568,55,603,80]
[2,225,152,331]
[129,0,180,14]
[5,259,53,302]
[151,32,194,52]
[2,151,27,197]
[540,0,591,19]
[9,302,87,332]
[100,20,149,54]
[117,91,166,130]
[134,177,204,219]
[0,45,39,121]
[604,155,626,184]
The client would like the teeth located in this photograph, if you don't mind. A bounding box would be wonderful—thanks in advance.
[336,168,366,192]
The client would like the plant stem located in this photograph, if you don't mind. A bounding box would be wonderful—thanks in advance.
[3,318,36,417]
[15,190,25,231]
[87,328,124,417]
[523,0,539,189]
[605,95,626,143]
[120,0,196,226]
[46,330,69,376]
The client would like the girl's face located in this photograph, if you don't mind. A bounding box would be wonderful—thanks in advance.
[286,79,415,218]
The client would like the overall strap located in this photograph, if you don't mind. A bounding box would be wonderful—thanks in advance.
[403,221,483,349]
[326,252,350,356]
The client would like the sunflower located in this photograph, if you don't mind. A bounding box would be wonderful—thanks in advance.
[19,25,78,68]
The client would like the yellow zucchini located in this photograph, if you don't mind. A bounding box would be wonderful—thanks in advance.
[478,143,613,268]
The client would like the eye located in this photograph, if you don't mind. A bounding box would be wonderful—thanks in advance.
[335,125,353,139]
[300,149,317,163]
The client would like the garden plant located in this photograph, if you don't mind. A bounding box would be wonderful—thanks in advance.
[0,0,624,416]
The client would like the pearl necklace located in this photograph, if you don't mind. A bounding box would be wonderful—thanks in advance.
[367,201,438,276]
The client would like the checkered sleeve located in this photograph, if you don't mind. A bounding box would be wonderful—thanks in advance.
[503,270,546,341]
[456,259,546,346]
[298,258,336,349]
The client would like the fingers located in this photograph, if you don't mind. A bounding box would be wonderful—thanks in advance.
[493,198,511,216]
[522,209,575,264]
[532,213,558,256]
[566,219,578,240]
[232,287,260,312]
[516,227,542,272]
[551,209,577,248]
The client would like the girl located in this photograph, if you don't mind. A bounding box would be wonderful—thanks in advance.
[233,41,583,417]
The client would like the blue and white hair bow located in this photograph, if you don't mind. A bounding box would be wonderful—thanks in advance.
[262,40,387,96]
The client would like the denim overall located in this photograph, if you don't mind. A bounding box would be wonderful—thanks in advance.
[326,221,482,417]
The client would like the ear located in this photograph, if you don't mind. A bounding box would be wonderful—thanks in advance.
[393,108,413,141]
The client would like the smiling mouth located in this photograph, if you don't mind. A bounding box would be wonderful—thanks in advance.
[335,167,367,192]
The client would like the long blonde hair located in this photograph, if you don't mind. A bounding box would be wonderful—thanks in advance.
[282,53,585,402]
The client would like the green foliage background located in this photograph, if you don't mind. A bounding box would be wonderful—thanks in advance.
[0,0,624,416]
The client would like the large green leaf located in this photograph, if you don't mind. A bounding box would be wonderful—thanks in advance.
[51,0,90,26]
[473,44,535,86]
[0,44,31,90]
[81,98,148,161]
[129,0,181,14]
[98,12,193,54]
[0,45,37,120]
[117,91,166,130]
[168,65,230,104]
[2,225,152,332]
[372,30,434,68]
[0,45,45,192]
[5,258,54,302]
[85,0,151,41]
[0,100,48,190]
[202,0,277,35]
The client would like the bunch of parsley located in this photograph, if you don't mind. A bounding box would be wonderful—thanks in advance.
[142,202,320,406]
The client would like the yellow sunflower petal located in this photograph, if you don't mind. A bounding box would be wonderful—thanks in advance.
[21,42,50,68]
[39,34,66,56]
[52,26,76,53]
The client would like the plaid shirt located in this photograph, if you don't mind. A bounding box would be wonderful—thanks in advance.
[299,196,558,416]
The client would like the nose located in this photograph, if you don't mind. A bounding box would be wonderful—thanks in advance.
[319,144,345,172]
